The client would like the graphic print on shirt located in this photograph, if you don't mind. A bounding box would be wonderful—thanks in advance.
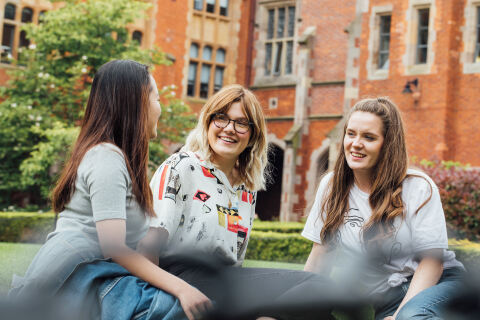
[194,190,211,202]
[201,166,224,185]
[237,225,249,259]
[216,204,242,233]
[165,168,181,202]
[344,208,364,227]
[202,204,212,214]
[197,222,207,241]
[165,152,190,169]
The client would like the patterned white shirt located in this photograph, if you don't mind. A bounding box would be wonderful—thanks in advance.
[150,151,256,266]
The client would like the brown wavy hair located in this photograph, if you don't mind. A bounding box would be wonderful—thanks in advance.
[52,60,154,216]
[319,97,431,245]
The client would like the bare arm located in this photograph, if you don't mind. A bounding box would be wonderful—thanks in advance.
[96,219,212,320]
[136,227,168,264]
[388,252,443,320]
[304,242,329,273]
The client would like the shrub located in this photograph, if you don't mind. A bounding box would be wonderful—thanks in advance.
[418,162,480,241]
[246,231,311,263]
[252,220,304,233]
[0,212,55,243]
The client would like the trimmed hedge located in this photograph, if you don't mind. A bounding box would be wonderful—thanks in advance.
[0,212,55,243]
[252,221,304,233]
[246,231,311,263]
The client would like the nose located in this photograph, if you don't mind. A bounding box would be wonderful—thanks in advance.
[223,119,235,132]
[352,137,362,148]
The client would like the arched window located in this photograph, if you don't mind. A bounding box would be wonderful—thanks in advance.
[21,7,33,23]
[4,3,16,20]
[132,30,143,45]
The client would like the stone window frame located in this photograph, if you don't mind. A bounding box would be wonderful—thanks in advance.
[404,0,436,75]
[366,5,393,80]
[461,0,480,74]
[253,0,298,87]
[186,41,227,99]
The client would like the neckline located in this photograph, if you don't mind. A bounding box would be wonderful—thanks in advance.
[352,183,370,199]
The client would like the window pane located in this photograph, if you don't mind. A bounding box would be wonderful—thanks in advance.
[285,41,293,74]
[206,0,215,13]
[194,0,203,11]
[4,3,16,20]
[187,62,198,96]
[219,0,228,16]
[215,48,225,63]
[378,53,389,70]
[214,66,224,92]
[264,43,272,75]
[288,7,295,37]
[273,42,283,75]
[379,34,390,51]
[200,64,211,98]
[21,7,33,23]
[416,8,429,64]
[380,15,391,33]
[132,31,143,45]
[19,30,30,47]
[202,46,212,60]
[39,10,46,23]
[190,43,199,58]
[1,24,15,62]
[267,9,274,39]
[277,8,285,38]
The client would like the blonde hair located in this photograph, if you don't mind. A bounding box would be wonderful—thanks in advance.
[184,84,268,191]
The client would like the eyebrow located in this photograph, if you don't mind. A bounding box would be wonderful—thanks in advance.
[346,128,380,136]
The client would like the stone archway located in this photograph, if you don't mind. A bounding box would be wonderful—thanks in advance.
[256,143,284,221]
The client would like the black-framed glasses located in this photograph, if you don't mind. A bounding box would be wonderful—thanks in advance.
[212,113,253,134]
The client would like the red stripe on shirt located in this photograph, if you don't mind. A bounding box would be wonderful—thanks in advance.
[158,164,169,200]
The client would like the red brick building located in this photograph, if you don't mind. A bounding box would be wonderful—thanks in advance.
[2,0,479,220]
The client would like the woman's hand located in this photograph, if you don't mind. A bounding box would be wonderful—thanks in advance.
[177,284,213,320]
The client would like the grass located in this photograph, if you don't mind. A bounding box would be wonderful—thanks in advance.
[0,242,304,295]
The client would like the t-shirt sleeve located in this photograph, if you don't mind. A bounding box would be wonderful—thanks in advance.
[82,145,130,222]
[149,154,187,239]
[405,175,448,252]
[302,173,332,244]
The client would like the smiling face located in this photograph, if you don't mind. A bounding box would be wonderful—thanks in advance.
[207,101,251,167]
[147,75,161,139]
[344,111,384,178]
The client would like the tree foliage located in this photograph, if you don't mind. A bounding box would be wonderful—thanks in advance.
[0,0,195,207]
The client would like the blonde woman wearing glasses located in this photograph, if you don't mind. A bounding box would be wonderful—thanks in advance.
[138,84,335,320]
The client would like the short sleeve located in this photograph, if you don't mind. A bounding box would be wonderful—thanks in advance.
[302,173,332,244]
[82,144,130,222]
[236,191,257,266]
[149,154,188,239]
[405,174,448,252]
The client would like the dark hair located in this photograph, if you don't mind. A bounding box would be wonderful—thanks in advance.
[52,60,154,216]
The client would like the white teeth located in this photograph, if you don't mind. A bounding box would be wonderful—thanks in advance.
[220,137,236,143]
[351,152,365,158]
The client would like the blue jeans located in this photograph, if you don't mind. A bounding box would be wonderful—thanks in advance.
[374,267,465,320]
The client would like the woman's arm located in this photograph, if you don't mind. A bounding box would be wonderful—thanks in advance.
[388,252,443,320]
[137,227,168,264]
[304,243,329,273]
[96,219,212,320]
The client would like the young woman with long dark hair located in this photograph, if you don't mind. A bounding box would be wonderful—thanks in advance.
[302,97,464,320]
[9,60,205,320]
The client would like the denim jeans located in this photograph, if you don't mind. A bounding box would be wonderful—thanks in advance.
[374,267,465,320]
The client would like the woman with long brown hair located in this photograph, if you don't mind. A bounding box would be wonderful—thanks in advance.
[9,60,205,319]
[302,97,464,320]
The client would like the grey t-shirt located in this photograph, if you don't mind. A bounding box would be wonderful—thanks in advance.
[50,143,149,249]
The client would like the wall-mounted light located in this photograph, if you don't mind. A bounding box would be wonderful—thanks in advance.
[402,78,421,102]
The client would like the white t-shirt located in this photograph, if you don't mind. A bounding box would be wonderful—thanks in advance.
[302,169,463,295]
[150,151,256,266]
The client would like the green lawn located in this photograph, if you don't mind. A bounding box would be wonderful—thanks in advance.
[0,242,304,295]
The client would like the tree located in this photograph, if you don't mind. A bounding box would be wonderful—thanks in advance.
[0,0,195,207]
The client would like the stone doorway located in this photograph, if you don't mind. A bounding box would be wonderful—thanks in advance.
[256,144,284,220]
